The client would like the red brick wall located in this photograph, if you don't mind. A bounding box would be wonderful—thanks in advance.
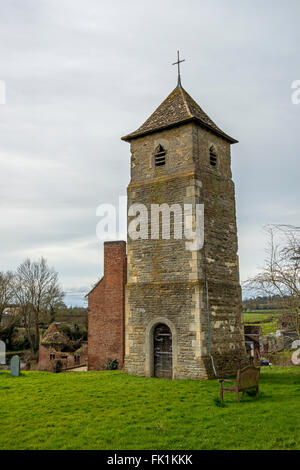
[38,344,51,368]
[88,241,127,370]
[38,345,88,371]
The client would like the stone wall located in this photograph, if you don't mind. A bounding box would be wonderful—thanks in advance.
[88,241,127,370]
[125,122,247,379]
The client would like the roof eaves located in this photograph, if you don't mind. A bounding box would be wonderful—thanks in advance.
[121,117,238,144]
[193,118,239,144]
[121,117,194,142]
[86,276,104,297]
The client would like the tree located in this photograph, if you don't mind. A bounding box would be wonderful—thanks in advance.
[14,258,64,351]
[245,225,300,325]
[0,271,21,350]
[0,271,15,323]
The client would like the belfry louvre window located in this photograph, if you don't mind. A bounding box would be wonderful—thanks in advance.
[209,146,217,167]
[155,145,166,167]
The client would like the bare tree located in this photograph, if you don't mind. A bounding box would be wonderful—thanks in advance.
[14,258,64,351]
[0,271,15,322]
[0,271,21,351]
[245,225,300,324]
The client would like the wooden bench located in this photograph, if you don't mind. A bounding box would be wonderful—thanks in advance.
[219,365,260,402]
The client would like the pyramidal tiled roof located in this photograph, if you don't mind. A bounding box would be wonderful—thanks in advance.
[122,85,237,143]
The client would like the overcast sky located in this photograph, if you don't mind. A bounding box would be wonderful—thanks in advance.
[0,0,299,306]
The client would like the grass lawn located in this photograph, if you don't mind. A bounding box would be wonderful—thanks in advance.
[0,367,299,450]
[243,312,282,335]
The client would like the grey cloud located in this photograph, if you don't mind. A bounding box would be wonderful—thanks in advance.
[0,0,299,304]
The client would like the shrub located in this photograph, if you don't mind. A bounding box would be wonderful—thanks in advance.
[104,359,118,370]
[55,360,63,373]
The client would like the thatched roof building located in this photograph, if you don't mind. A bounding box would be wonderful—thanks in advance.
[41,323,70,351]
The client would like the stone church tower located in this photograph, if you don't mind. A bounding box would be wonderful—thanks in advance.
[121,80,247,379]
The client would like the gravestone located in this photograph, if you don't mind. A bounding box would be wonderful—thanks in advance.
[10,355,20,377]
[0,340,5,365]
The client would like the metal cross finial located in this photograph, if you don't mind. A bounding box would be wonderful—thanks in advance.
[172,51,185,87]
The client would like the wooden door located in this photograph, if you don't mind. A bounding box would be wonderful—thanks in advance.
[154,324,172,379]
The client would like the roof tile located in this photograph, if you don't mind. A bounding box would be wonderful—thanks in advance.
[122,85,237,143]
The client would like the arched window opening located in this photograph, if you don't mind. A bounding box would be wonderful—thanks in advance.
[155,145,166,167]
[209,145,217,167]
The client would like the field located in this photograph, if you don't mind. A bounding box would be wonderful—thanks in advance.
[243,311,282,335]
[0,367,300,450]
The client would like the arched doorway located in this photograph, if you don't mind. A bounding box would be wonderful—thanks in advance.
[154,324,172,378]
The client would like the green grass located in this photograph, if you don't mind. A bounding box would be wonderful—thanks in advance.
[243,309,282,314]
[0,368,299,450]
[243,312,282,335]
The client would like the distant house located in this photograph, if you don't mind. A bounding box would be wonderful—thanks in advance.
[38,323,87,371]
[73,342,88,365]
[1,306,22,326]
